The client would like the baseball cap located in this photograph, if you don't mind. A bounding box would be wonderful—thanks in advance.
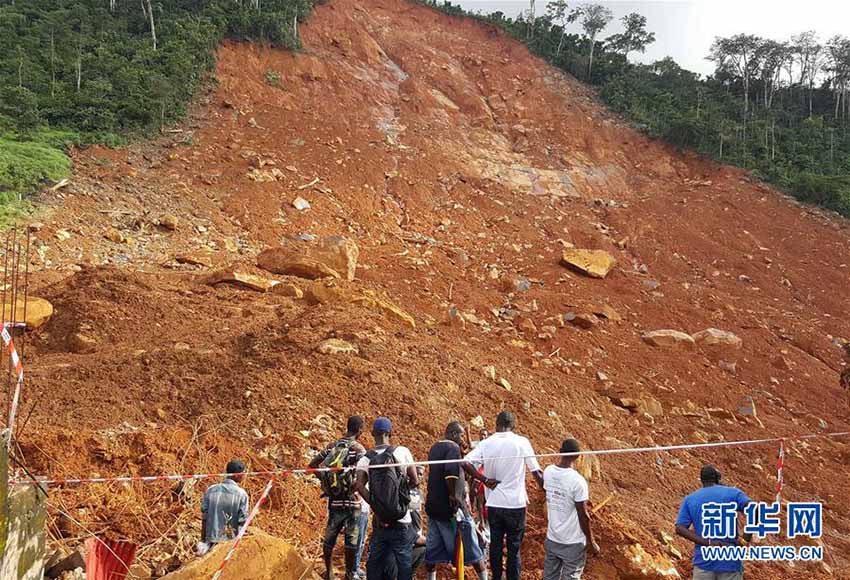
[373,416,393,434]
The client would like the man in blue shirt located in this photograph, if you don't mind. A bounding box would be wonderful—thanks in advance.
[675,465,753,580]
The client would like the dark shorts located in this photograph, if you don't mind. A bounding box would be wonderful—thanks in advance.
[324,507,361,551]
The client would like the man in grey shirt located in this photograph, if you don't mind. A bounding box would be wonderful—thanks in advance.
[201,460,249,548]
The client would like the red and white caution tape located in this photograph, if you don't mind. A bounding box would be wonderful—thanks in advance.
[1,323,24,450]
[775,438,785,503]
[211,477,275,580]
[11,430,850,488]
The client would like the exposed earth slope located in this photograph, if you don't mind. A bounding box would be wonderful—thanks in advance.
[12,0,850,577]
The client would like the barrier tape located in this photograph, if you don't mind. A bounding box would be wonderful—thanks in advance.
[775,439,785,503]
[1,323,24,450]
[211,477,275,580]
[11,430,850,488]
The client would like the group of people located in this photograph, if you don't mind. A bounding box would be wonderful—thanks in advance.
[308,410,598,580]
[200,411,754,580]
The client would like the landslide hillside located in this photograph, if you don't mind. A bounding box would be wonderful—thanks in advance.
[13,0,850,577]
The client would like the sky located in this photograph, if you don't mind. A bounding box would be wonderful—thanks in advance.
[454,1,850,76]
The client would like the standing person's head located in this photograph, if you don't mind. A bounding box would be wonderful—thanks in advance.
[495,410,516,433]
[346,415,365,439]
[372,416,393,445]
[444,420,465,449]
[226,459,246,484]
[559,438,581,467]
[700,464,722,487]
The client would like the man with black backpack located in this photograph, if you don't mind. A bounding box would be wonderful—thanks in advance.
[354,416,420,580]
[310,415,368,580]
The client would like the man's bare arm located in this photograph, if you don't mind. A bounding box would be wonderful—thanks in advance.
[675,524,709,546]
[532,469,544,491]
[577,501,600,555]
[355,470,370,505]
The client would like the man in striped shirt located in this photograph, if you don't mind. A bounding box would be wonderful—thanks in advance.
[201,460,249,548]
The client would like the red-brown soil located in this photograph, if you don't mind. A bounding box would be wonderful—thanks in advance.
[10,0,850,578]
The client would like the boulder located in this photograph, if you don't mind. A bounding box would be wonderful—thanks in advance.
[692,328,742,350]
[560,249,617,279]
[641,330,695,350]
[257,236,359,281]
[564,312,597,329]
[206,271,278,292]
[592,304,622,321]
[317,339,358,355]
[176,250,217,268]
[619,544,681,579]
[351,291,416,329]
[160,530,316,580]
[271,283,303,299]
[2,297,54,329]
[158,214,179,231]
[68,333,97,354]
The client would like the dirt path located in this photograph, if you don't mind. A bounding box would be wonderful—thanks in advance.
[13,0,850,577]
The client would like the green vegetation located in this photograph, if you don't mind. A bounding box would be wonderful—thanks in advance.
[0,0,317,222]
[423,1,850,217]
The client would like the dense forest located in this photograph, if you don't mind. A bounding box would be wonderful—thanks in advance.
[0,0,315,223]
[425,0,850,216]
[1,0,849,222]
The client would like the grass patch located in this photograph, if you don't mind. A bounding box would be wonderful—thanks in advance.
[0,132,74,228]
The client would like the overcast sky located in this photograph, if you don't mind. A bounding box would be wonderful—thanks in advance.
[455,1,850,76]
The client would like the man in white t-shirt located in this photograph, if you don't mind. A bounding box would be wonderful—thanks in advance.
[543,438,600,580]
[354,417,419,580]
[464,411,543,580]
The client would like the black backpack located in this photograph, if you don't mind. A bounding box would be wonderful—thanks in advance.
[367,446,411,524]
[318,438,357,499]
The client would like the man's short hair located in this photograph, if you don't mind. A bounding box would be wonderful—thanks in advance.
[445,420,464,438]
[560,438,581,454]
[347,415,365,434]
[496,410,516,430]
[226,459,246,475]
[700,464,722,483]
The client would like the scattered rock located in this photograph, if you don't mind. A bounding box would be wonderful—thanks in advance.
[620,543,681,579]
[176,250,217,267]
[498,377,513,391]
[772,355,792,371]
[706,407,735,421]
[641,330,695,349]
[292,197,311,211]
[257,236,359,281]
[560,249,617,279]
[317,339,358,355]
[158,214,179,231]
[69,333,97,354]
[104,228,126,244]
[271,283,303,299]
[718,360,737,375]
[56,229,72,241]
[482,365,497,381]
[642,396,664,417]
[692,328,742,350]
[737,396,757,417]
[2,297,54,329]
[592,304,621,321]
[469,415,485,431]
[564,312,597,329]
[351,291,416,329]
[518,317,538,334]
[206,270,278,292]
